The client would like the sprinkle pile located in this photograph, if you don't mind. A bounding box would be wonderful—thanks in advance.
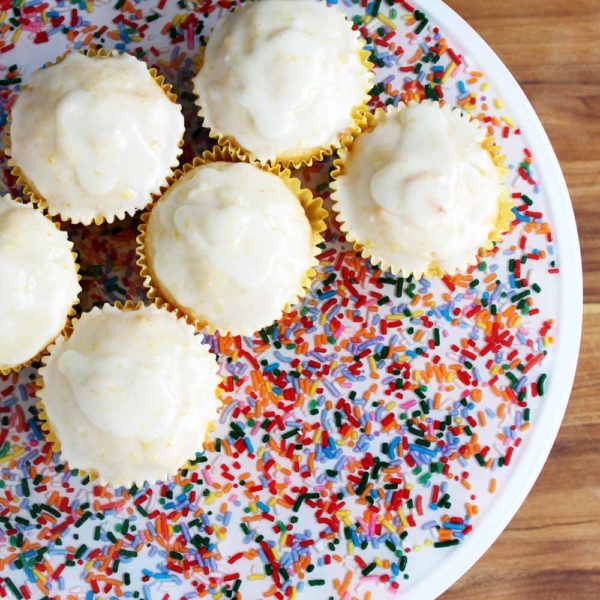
[0,1,559,598]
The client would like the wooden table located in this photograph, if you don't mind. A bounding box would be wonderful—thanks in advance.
[441,1,600,598]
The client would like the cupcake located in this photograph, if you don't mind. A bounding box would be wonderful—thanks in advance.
[8,51,185,225]
[38,303,221,487]
[192,0,373,166]
[0,194,80,375]
[138,148,327,336]
[331,101,512,277]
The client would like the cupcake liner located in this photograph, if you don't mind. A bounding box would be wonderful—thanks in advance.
[136,144,329,336]
[0,203,81,376]
[193,44,374,169]
[36,300,222,488]
[331,101,514,278]
[6,48,185,226]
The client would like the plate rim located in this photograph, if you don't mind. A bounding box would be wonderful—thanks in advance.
[402,2,583,598]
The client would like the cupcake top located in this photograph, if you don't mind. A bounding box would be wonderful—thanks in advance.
[9,52,185,224]
[333,102,505,276]
[145,161,316,334]
[0,194,80,371]
[193,0,372,163]
[39,304,220,486]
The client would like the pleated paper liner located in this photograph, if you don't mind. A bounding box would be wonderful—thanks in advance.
[330,101,515,279]
[193,45,375,169]
[136,144,329,337]
[6,47,185,226]
[0,198,81,377]
[36,300,223,489]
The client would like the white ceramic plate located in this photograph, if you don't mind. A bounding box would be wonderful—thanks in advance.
[0,1,582,598]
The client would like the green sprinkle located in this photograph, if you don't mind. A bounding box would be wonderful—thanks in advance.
[355,471,369,495]
[361,562,377,576]
[75,512,91,528]
[4,578,22,599]
[434,540,460,548]
[537,373,547,396]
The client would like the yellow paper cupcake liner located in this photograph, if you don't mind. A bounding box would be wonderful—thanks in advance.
[136,144,329,336]
[6,48,185,226]
[330,102,514,279]
[0,201,81,377]
[36,300,223,488]
[193,44,374,169]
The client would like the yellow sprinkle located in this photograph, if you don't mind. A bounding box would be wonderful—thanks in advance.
[377,12,396,30]
[413,544,423,552]
[381,519,396,534]
[424,539,433,547]
[368,355,378,376]
[502,115,516,128]
[0,447,25,464]
[0,12,6,24]
[310,380,320,396]
[442,62,457,83]
[32,568,47,583]
[481,82,490,92]
[494,98,504,109]
[347,541,355,554]
[397,509,409,529]
[249,574,266,581]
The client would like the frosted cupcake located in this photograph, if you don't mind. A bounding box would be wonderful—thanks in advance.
[0,194,80,374]
[332,102,512,276]
[192,0,373,166]
[38,303,221,487]
[138,149,326,335]
[8,51,185,225]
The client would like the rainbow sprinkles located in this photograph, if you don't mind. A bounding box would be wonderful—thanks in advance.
[0,1,560,599]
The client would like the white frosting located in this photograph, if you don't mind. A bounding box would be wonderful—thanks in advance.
[333,102,504,275]
[0,195,80,370]
[10,52,184,224]
[40,305,220,486]
[146,162,315,334]
[193,0,372,162]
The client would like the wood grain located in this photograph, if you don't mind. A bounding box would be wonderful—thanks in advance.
[440,1,600,598]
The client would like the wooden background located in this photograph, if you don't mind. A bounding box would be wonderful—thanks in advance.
[441,1,600,598]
